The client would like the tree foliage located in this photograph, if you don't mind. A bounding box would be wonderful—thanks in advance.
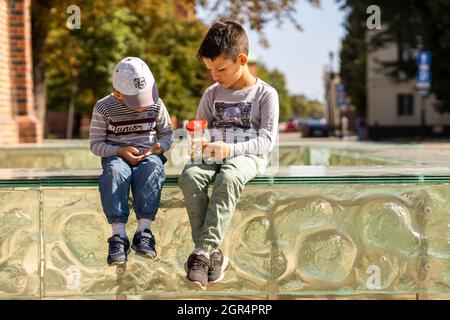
[338,0,368,116]
[40,1,206,120]
[31,0,323,135]
[290,94,324,119]
[194,0,320,47]
[257,63,292,121]
[339,0,450,114]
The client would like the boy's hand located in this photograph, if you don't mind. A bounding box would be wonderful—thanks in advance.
[117,146,145,165]
[142,143,163,157]
[203,141,229,160]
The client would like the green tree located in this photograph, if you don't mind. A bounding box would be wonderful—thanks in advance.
[338,0,368,116]
[195,0,321,46]
[291,94,324,119]
[257,63,292,121]
[339,0,450,114]
[141,19,206,120]
[45,3,143,112]
[32,0,324,137]
[41,1,206,128]
[31,0,54,131]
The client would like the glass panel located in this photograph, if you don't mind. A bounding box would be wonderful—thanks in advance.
[35,183,450,297]
[42,187,268,297]
[2,141,450,170]
[423,185,450,294]
[0,189,40,298]
[1,173,449,298]
[256,184,424,295]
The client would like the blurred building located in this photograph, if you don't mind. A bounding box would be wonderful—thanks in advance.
[0,0,42,144]
[324,69,340,136]
[366,33,450,139]
[324,67,356,137]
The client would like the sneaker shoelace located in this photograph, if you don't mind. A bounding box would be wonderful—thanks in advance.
[110,241,124,254]
[209,253,221,270]
[192,257,208,271]
[140,235,154,248]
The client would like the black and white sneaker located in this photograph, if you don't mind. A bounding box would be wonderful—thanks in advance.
[132,229,157,259]
[107,235,130,266]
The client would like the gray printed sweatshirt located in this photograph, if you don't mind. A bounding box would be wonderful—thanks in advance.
[197,78,279,159]
[89,94,173,158]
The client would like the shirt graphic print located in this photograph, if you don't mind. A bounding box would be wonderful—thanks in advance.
[212,101,252,130]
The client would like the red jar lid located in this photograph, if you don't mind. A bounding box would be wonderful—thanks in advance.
[186,118,208,132]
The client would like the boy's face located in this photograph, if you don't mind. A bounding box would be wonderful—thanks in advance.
[203,54,246,89]
[113,91,147,112]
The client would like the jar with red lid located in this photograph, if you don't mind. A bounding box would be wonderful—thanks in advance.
[186,118,210,160]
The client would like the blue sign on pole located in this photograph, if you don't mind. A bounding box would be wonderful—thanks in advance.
[417,50,431,95]
[417,69,431,83]
[417,51,431,67]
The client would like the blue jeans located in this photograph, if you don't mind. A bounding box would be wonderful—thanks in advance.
[99,155,167,224]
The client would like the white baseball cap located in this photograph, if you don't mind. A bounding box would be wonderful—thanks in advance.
[112,57,159,109]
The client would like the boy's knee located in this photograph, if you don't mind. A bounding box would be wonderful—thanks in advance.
[216,170,243,187]
[178,169,193,188]
[178,167,204,190]
[101,157,130,179]
[143,155,165,171]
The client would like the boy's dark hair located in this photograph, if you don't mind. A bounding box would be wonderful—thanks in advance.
[197,20,249,61]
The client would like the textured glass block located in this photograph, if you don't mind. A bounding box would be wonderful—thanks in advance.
[245,184,427,295]
[42,187,269,297]
[422,185,450,294]
[0,189,40,298]
[6,181,448,298]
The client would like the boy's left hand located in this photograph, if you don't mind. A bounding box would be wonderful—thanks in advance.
[203,141,229,160]
[142,142,164,157]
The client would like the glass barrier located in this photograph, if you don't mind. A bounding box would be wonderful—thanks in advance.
[3,140,447,169]
[1,173,449,298]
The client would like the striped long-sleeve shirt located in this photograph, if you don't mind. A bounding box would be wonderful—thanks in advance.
[89,94,173,158]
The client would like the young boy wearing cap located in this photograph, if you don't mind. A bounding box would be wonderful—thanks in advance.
[178,21,279,290]
[89,57,173,266]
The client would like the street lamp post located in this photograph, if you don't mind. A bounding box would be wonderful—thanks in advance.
[420,94,427,137]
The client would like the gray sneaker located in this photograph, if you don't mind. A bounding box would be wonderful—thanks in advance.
[107,235,130,266]
[131,229,157,259]
[184,253,209,290]
[208,249,229,284]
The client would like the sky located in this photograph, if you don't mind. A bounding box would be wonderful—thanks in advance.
[196,1,348,102]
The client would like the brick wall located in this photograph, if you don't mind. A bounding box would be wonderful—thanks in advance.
[0,0,19,144]
[10,0,42,143]
[0,0,42,145]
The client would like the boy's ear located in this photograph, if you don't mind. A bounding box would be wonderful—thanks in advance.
[238,54,248,66]
[113,91,122,100]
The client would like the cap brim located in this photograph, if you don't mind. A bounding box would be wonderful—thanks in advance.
[121,84,159,109]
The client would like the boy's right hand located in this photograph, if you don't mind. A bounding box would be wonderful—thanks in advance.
[117,146,145,165]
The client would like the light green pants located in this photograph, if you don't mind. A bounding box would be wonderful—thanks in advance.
[178,155,266,251]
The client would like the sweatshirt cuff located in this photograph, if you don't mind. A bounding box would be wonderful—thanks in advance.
[227,143,236,159]
[159,141,170,154]
[107,146,120,158]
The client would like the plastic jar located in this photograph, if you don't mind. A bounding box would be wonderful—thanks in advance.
[186,118,209,160]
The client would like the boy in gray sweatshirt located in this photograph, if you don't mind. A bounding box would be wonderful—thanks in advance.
[89,57,173,267]
[179,21,279,290]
